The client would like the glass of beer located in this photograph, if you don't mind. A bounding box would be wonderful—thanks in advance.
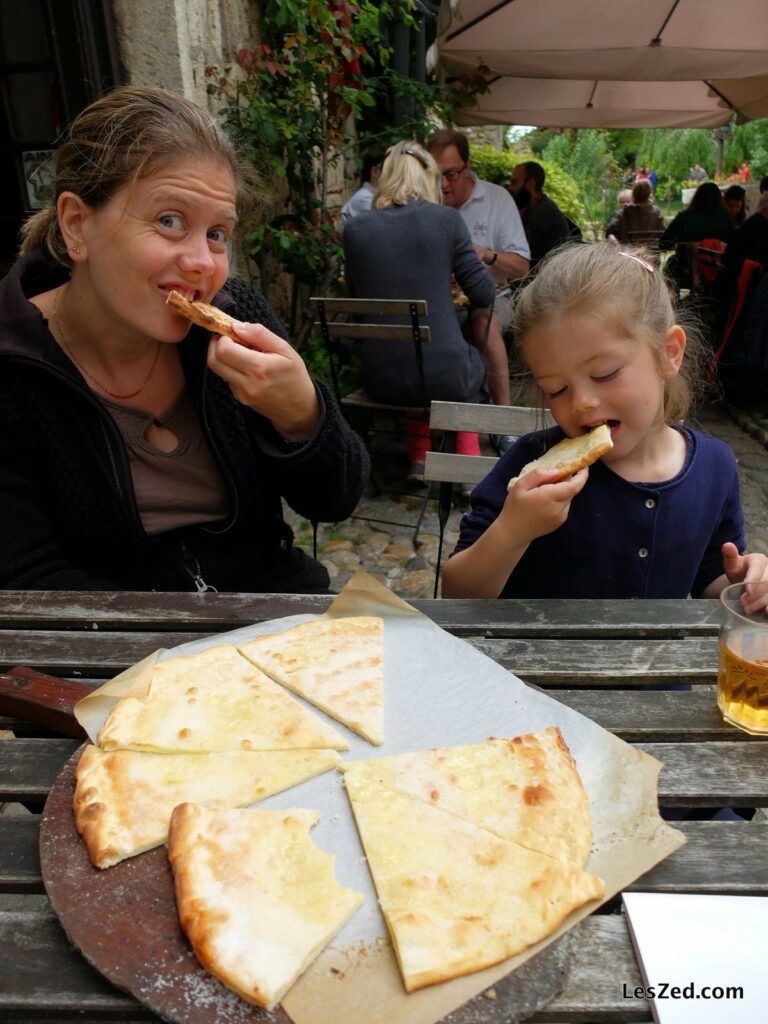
[718,581,768,735]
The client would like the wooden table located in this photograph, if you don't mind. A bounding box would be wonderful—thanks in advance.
[1,591,766,1024]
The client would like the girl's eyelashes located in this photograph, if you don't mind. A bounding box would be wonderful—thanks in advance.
[592,368,620,383]
[548,385,567,398]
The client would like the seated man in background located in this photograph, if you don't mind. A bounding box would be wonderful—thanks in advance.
[341,149,384,221]
[508,161,571,268]
[427,129,530,454]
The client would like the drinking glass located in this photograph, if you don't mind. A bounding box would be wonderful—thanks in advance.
[718,581,768,735]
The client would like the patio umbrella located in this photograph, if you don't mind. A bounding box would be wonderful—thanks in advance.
[430,0,768,126]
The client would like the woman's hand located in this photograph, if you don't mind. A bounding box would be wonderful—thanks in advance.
[207,322,321,441]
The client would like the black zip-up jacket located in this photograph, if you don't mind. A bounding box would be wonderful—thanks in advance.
[0,252,370,592]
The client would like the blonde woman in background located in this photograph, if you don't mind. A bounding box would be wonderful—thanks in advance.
[342,140,495,481]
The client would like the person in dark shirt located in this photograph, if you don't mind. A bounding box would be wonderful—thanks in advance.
[507,161,571,268]
[0,85,369,593]
[442,241,768,603]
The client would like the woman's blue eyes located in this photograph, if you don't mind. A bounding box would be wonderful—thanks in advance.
[158,213,183,230]
[157,215,229,246]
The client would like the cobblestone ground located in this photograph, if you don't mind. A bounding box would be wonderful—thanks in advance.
[285,401,768,599]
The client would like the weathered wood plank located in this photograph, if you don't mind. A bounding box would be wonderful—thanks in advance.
[0,592,722,637]
[550,688,748,742]
[0,908,156,1020]
[0,740,80,801]
[0,631,720,684]
[0,630,206,675]
[476,636,718,685]
[625,820,768,894]
[645,741,768,806]
[429,400,553,435]
[424,451,498,484]
[532,916,647,1022]
[0,817,42,892]
[0,911,654,1022]
[5,818,766,898]
[3,739,768,808]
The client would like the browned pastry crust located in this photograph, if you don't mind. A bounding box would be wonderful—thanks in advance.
[166,290,238,336]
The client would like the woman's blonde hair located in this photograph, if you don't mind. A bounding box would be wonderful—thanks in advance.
[513,241,709,422]
[372,141,441,209]
[20,85,254,268]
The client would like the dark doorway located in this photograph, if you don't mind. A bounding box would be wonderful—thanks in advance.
[0,0,122,271]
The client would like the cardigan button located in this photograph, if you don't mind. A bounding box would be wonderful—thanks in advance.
[638,547,649,558]
[645,498,656,509]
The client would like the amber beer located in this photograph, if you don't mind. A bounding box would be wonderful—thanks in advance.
[718,582,768,735]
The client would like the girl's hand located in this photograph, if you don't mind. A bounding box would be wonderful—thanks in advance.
[499,466,589,543]
[207,323,320,441]
[721,542,768,613]
[722,542,768,584]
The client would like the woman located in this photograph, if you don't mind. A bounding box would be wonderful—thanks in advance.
[0,86,369,592]
[660,181,733,247]
[660,181,733,292]
[605,179,665,243]
[342,141,495,479]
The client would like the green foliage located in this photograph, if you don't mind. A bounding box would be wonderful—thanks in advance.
[300,330,362,396]
[542,130,619,237]
[208,0,488,337]
[469,145,583,226]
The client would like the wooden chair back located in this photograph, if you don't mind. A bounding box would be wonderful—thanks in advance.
[420,401,554,595]
[310,296,430,412]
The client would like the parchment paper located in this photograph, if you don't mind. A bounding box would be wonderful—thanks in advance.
[73,569,685,1024]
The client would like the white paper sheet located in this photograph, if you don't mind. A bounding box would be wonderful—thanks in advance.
[623,892,768,1023]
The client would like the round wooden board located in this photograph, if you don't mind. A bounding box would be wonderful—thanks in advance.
[40,745,571,1024]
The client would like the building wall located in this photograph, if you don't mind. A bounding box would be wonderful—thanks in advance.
[111,0,256,113]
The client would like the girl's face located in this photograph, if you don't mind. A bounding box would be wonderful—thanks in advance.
[522,314,685,468]
[73,157,237,344]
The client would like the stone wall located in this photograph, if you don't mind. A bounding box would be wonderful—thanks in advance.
[111,0,256,114]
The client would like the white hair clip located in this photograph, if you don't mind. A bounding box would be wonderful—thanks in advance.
[620,251,654,273]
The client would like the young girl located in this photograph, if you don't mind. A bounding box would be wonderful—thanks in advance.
[441,242,768,602]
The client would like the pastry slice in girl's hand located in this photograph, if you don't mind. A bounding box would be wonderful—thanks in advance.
[507,423,613,490]
[166,290,238,337]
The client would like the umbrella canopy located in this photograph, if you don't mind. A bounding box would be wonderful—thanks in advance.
[431,0,768,126]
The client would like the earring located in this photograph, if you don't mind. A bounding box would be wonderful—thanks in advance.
[70,246,81,256]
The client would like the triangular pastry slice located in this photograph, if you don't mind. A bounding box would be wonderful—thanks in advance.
[344,772,604,992]
[74,744,341,868]
[239,616,384,745]
[343,727,591,866]
[168,803,363,1010]
[96,645,348,753]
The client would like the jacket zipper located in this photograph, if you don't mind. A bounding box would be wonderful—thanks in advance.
[180,540,218,593]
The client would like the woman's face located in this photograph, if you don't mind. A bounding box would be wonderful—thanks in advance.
[76,157,237,343]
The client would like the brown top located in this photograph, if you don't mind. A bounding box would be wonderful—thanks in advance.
[104,389,229,535]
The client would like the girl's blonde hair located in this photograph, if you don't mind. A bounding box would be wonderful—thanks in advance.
[20,85,254,268]
[513,241,709,422]
[372,141,441,209]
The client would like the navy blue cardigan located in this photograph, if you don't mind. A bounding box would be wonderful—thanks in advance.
[453,424,744,599]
